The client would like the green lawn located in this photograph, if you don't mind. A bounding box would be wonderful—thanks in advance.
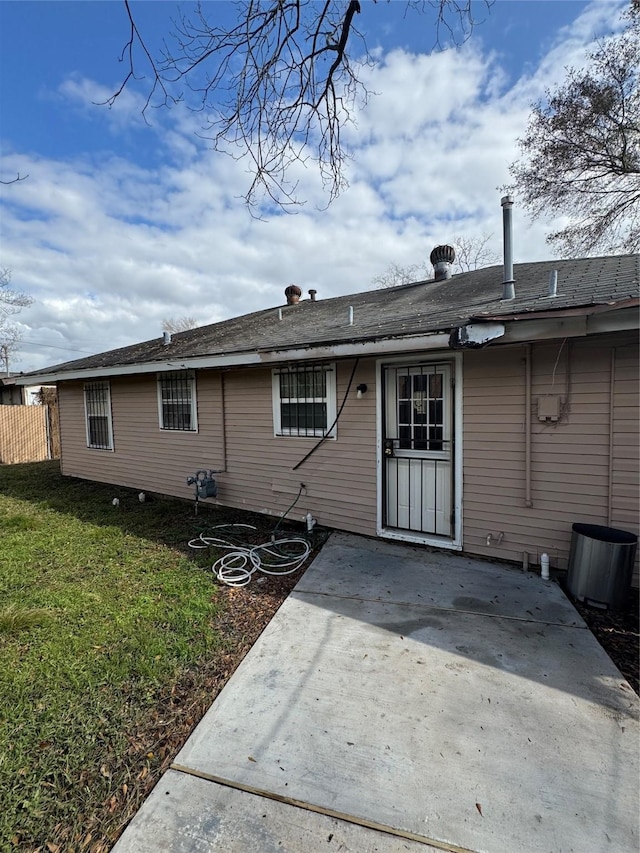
[0,462,292,852]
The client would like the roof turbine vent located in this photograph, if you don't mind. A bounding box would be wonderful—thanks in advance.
[284,284,302,305]
[430,245,456,281]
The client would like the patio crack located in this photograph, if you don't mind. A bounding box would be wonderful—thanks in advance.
[292,589,588,629]
[170,762,477,853]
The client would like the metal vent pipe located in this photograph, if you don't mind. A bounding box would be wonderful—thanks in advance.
[501,196,515,300]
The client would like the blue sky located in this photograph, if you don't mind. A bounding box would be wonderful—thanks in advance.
[0,0,628,371]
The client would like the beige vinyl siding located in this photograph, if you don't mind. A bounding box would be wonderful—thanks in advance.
[59,360,378,536]
[59,372,226,496]
[57,333,637,586]
[220,360,377,534]
[610,345,639,584]
[463,332,639,585]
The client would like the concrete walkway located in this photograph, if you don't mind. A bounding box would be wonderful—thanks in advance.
[113,532,639,852]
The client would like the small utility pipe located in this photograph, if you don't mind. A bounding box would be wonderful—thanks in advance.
[525,343,533,507]
[607,348,615,526]
[219,372,228,473]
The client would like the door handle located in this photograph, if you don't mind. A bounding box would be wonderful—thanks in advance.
[384,439,395,457]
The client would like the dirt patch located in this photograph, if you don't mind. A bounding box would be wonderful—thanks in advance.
[572,588,639,696]
[91,570,307,853]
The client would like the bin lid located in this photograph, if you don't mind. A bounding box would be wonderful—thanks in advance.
[572,523,638,545]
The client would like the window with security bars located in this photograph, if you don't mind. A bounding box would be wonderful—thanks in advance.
[272,364,336,437]
[157,371,197,431]
[84,382,113,450]
[397,370,445,451]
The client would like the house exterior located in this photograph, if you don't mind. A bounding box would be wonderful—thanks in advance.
[0,378,54,406]
[0,378,60,463]
[0,375,27,405]
[19,250,639,585]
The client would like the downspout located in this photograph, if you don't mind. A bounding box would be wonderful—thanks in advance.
[44,404,52,460]
[219,372,228,472]
[607,348,615,526]
[525,343,533,508]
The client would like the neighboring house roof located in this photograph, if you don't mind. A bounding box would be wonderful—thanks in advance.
[18,254,640,383]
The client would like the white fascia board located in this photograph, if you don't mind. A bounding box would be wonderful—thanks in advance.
[500,307,638,344]
[265,333,452,362]
[587,307,639,335]
[15,351,261,385]
[501,316,588,342]
[16,332,452,385]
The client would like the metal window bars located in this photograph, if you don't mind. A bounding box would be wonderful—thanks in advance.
[396,368,446,451]
[276,364,332,436]
[84,382,112,449]
[160,372,195,431]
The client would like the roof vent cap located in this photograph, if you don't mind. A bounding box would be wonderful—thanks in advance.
[284,284,302,305]
[430,245,456,281]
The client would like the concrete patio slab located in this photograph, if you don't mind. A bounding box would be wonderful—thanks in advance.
[115,769,441,852]
[295,531,583,626]
[114,532,639,853]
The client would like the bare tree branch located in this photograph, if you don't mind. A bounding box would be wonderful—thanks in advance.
[372,261,431,288]
[0,269,35,374]
[506,4,639,256]
[372,233,497,288]
[161,316,199,333]
[96,0,174,122]
[452,233,498,272]
[0,173,28,185]
[109,1,491,210]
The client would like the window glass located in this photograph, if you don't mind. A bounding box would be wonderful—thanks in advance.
[158,372,197,431]
[396,370,446,451]
[84,382,113,450]
[274,364,335,437]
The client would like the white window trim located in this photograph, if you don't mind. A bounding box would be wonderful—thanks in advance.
[272,364,337,439]
[83,381,114,451]
[157,371,198,432]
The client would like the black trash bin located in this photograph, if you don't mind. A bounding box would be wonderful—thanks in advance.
[567,523,637,611]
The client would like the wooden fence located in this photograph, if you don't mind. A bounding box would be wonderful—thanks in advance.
[0,405,60,464]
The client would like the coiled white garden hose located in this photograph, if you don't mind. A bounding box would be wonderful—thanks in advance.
[188,524,311,587]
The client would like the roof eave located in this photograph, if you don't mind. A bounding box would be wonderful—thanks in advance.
[16,299,639,386]
[471,296,639,323]
[15,330,454,384]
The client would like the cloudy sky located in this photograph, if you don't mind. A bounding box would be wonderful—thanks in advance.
[0,0,628,372]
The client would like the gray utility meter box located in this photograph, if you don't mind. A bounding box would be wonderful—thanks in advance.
[186,470,218,499]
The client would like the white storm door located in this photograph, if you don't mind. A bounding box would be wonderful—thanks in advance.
[383,362,454,537]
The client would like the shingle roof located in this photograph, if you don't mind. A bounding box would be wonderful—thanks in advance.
[24,254,640,377]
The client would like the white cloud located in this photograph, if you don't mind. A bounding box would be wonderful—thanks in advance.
[0,0,628,373]
[57,74,148,133]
